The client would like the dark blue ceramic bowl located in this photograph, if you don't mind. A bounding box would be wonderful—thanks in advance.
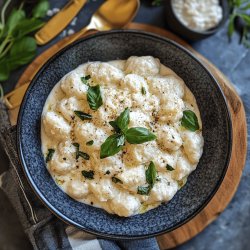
[17,30,232,239]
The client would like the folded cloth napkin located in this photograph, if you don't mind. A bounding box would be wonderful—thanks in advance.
[0,101,160,250]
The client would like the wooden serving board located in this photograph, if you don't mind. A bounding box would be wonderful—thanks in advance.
[11,23,247,249]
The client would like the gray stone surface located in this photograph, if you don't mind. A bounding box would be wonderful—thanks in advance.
[0,0,249,249]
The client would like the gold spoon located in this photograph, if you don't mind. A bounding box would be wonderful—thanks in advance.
[4,0,140,123]
[64,0,140,46]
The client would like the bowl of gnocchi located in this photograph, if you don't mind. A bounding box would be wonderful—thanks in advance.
[17,30,232,239]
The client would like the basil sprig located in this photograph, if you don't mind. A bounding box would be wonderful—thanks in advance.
[87,85,103,110]
[45,148,55,163]
[73,143,90,160]
[137,161,157,195]
[82,170,94,180]
[74,111,92,121]
[100,108,156,159]
[181,110,199,132]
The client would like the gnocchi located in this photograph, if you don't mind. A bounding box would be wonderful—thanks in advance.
[41,56,203,217]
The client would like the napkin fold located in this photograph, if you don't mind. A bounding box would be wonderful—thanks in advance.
[0,101,160,250]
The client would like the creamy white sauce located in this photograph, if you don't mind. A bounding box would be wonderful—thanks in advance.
[172,0,223,31]
[41,56,204,217]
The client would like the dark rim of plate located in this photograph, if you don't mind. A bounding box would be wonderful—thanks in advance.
[17,30,232,240]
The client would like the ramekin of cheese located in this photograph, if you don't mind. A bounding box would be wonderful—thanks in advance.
[165,0,229,40]
[17,30,232,239]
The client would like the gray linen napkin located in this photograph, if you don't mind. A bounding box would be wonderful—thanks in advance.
[0,101,160,250]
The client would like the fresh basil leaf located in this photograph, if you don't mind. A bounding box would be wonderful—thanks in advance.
[166,164,174,171]
[77,151,90,160]
[86,140,94,146]
[141,87,146,95]
[125,127,157,144]
[137,185,151,195]
[87,85,103,110]
[181,110,199,132]
[32,0,50,18]
[81,75,91,85]
[112,177,123,184]
[74,111,92,120]
[7,36,36,69]
[12,18,44,39]
[45,149,55,163]
[146,161,157,187]
[116,108,130,133]
[6,9,25,34]
[82,170,94,180]
[109,120,121,133]
[100,134,123,159]
[0,62,9,81]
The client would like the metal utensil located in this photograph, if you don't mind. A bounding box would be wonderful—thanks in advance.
[35,0,87,45]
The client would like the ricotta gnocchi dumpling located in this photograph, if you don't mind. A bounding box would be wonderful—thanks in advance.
[61,72,88,99]
[125,56,160,76]
[42,111,71,141]
[41,56,203,217]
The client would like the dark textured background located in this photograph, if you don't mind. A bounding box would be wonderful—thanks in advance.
[0,0,249,249]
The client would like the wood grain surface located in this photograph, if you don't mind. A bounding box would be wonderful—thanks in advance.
[10,23,247,249]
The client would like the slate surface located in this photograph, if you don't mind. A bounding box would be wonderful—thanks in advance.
[0,0,249,249]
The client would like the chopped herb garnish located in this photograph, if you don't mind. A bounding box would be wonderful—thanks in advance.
[55,178,65,185]
[166,164,174,171]
[100,108,156,158]
[73,143,90,160]
[86,140,94,146]
[77,151,90,160]
[74,111,92,121]
[82,170,94,180]
[137,185,151,195]
[81,75,91,85]
[72,143,79,148]
[46,149,55,163]
[146,161,157,187]
[112,177,123,184]
[181,110,199,132]
[137,161,157,195]
[141,87,146,95]
[87,85,103,110]
[105,170,111,175]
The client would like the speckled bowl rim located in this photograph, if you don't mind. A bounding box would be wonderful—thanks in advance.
[17,30,232,240]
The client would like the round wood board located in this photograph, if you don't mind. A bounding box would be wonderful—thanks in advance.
[12,23,247,249]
